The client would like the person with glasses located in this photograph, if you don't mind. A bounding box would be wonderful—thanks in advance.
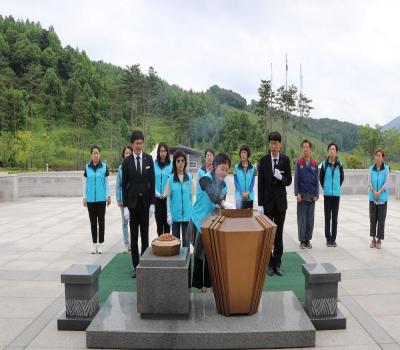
[164,150,195,247]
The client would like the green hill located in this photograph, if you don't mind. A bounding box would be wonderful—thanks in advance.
[0,15,360,171]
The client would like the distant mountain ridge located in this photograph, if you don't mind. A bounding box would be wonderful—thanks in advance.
[382,116,400,130]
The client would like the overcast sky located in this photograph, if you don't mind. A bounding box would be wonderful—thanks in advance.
[1,0,399,125]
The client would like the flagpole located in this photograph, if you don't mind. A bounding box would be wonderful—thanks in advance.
[270,62,273,88]
[300,63,303,95]
[285,52,288,91]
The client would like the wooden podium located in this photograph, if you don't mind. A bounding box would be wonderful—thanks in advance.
[201,209,276,316]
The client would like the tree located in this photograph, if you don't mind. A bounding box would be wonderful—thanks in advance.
[358,125,382,160]
[207,85,247,110]
[275,84,297,153]
[120,64,146,128]
[256,79,275,136]
[296,92,313,130]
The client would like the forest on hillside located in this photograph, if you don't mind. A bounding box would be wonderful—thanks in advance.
[0,15,372,171]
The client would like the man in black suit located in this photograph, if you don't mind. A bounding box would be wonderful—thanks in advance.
[122,130,155,278]
[258,131,292,277]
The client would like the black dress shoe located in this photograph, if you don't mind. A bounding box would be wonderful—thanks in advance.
[274,267,283,276]
[131,270,136,278]
[267,266,274,276]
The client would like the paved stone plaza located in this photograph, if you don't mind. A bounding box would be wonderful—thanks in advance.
[1,178,400,349]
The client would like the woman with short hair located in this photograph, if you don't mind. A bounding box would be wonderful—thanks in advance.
[234,145,256,209]
[368,148,390,249]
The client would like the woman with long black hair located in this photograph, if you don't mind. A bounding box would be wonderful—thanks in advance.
[154,143,173,235]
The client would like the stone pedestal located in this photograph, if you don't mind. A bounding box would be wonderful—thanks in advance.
[137,247,190,315]
[302,262,346,330]
[57,264,101,331]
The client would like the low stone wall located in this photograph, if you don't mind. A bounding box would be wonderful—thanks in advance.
[340,169,400,198]
[0,170,399,202]
[0,172,116,201]
[0,176,17,201]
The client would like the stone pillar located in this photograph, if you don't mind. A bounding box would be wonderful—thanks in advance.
[137,247,190,315]
[302,262,346,330]
[57,264,101,331]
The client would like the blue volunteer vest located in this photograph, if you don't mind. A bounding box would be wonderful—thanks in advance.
[154,160,173,195]
[322,160,342,196]
[191,172,227,233]
[85,161,107,202]
[169,172,193,222]
[116,164,123,202]
[234,162,256,202]
[196,165,209,196]
[369,163,389,202]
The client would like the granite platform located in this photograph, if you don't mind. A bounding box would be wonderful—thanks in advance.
[86,291,316,349]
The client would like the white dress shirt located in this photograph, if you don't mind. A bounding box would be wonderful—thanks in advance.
[271,152,280,170]
[133,151,143,174]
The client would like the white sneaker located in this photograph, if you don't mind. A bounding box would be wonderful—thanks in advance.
[91,244,97,254]
[97,243,103,254]
[124,244,129,253]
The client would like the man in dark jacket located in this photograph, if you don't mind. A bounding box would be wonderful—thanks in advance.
[294,139,319,250]
[122,130,155,278]
[258,131,292,276]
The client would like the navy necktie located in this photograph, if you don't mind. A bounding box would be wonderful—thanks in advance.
[136,156,141,174]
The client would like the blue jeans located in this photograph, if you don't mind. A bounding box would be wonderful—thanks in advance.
[172,221,189,247]
[120,206,130,245]
[297,201,315,242]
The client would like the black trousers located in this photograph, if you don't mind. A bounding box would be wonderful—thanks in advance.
[369,201,387,240]
[192,255,211,289]
[324,196,340,243]
[155,197,170,235]
[129,197,149,269]
[87,201,106,243]
[264,206,286,269]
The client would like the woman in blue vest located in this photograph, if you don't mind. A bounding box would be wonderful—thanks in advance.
[368,148,390,249]
[154,143,173,235]
[83,145,111,254]
[319,143,344,247]
[196,148,214,192]
[164,150,195,247]
[234,145,256,209]
[116,145,133,252]
[189,152,234,292]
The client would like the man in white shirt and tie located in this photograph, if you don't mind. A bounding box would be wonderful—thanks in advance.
[122,130,156,278]
[257,131,292,277]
